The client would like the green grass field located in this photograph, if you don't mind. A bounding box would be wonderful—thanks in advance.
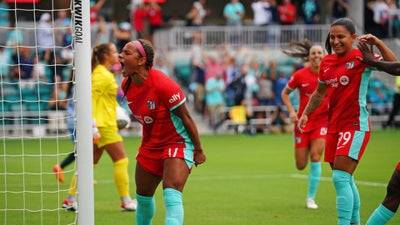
[0,130,399,225]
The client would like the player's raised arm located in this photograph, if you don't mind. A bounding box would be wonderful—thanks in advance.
[358,42,400,76]
[358,34,397,62]
[172,104,206,166]
[298,82,327,131]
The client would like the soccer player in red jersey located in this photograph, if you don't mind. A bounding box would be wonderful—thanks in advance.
[281,41,327,209]
[356,42,400,225]
[119,39,206,225]
[298,18,397,225]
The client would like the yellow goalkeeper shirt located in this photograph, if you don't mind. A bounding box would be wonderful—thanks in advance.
[92,64,118,127]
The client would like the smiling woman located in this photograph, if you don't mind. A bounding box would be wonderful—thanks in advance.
[298,17,397,225]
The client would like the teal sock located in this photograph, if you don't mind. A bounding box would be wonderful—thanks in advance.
[163,188,184,225]
[136,194,156,225]
[366,204,395,225]
[332,170,354,225]
[307,162,321,199]
[350,176,361,224]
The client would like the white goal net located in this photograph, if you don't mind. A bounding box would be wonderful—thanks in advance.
[0,0,93,225]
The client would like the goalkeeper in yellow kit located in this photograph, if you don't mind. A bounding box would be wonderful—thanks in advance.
[62,43,136,211]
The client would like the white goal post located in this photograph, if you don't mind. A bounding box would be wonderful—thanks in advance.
[73,0,94,225]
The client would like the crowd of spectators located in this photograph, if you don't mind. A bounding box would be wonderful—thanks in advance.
[0,0,398,130]
[173,42,395,133]
[365,0,400,38]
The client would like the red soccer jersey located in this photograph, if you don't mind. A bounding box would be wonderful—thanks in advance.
[123,69,192,150]
[397,161,400,171]
[319,49,372,133]
[287,66,329,132]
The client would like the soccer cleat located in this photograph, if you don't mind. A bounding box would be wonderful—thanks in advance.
[62,198,77,211]
[121,199,137,211]
[52,164,64,183]
[306,198,318,209]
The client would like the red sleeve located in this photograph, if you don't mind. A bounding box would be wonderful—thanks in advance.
[158,76,186,111]
[287,70,299,90]
[318,59,328,84]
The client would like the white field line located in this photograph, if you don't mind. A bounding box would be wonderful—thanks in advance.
[95,173,387,188]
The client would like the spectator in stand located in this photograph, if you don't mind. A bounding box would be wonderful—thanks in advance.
[94,16,109,46]
[55,10,71,46]
[49,75,68,110]
[147,1,163,40]
[153,54,171,76]
[223,0,245,26]
[257,72,275,105]
[37,13,55,51]
[204,53,224,81]
[0,46,11,80]
[301,0,320,24]
[252,0,272,26]
[368,78,390,115]
[6,21,23,47]
[190,32,206,113]
[0,0,9,27]
[277,0,297,25]
[266,0,280,24]
[205,73,225,130]
[387,0,400,37]
[90,0,106,25]
[11,47,34,82]
[273,71,288,106]
[226,70,247,106]
[113,22,132,52]
[331,0,350,21]
[186,0,208,26]
[132,3,148,39]
[368,0,390,38]
[225,56,240,87]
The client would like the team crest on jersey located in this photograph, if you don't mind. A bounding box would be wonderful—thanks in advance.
[345,61,355,69]
[339,75,349,85]
[147,100,156,110]
[320,127,327,135]
[144,116,154,124]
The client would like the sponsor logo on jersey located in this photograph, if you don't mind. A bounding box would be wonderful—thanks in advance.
[169,93,181,104]
[147,100,156,110]
[345,61,355,69]
[325,78,338,88]
[144,116,154,124]
[339,75,349,85]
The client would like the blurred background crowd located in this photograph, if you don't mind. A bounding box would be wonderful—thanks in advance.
[0,0,399,135]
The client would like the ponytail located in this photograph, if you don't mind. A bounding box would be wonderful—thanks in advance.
[325,32,332,55]
[91,43,112,71]
[282,39,313,60]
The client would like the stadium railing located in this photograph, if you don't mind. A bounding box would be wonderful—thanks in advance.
[216,105,400,133]
[153,24,330,50]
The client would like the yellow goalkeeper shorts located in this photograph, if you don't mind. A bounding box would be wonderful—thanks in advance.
[97,126,123,148]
